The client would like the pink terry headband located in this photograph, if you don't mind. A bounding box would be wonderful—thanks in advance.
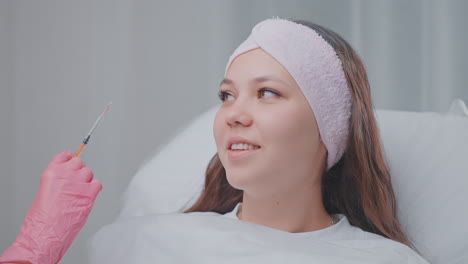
[224,18,353,171]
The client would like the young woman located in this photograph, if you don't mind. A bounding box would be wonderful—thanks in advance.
[0,18,429,263]
[184,17,429,262]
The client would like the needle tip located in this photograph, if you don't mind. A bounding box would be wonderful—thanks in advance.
[104,102,112,114]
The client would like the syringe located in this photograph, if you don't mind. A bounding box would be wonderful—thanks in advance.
[74,102,112,157]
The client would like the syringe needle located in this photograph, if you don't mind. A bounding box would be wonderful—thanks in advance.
[74,102,112,157]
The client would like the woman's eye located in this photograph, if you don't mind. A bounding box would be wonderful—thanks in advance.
[258,88,279,99]
[218,91,232,102]
[217,88,279,102]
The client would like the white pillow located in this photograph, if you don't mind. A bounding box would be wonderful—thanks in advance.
[117,106,218,218]
[116,98,468,264]
[374,98,468,264]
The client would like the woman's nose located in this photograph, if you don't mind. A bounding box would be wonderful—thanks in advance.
[225,99,253,127]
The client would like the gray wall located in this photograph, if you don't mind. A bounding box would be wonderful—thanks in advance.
[0,0,15,253]
[1,1,467,263]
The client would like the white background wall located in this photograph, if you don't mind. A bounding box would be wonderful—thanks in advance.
[0,1,467,263]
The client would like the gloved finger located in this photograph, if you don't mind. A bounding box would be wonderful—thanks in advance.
[76,167,94,183]
[66,157,85,171]
[62,179,103,198]
[50,149,73,164]
[89,179,103,197]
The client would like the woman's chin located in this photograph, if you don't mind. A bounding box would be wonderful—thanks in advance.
[225,172,253,190]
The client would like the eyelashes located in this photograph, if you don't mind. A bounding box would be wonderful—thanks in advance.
[217,90,226,101]
[218,88,280,102]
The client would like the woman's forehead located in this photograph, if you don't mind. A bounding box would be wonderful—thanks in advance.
[224,49,297,89]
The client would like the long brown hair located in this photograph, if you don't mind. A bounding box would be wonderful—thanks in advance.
[184,19,418,252]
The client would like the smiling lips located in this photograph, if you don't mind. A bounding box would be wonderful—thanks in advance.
[227,136,261,150]
[226,136,262,161]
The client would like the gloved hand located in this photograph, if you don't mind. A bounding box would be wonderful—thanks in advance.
[0,149,103,264]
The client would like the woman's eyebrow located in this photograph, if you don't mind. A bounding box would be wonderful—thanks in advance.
[220,76,290,88]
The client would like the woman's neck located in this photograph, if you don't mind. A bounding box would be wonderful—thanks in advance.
[238,187,333,233]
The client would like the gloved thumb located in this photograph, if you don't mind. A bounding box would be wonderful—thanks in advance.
[50,149,73,164]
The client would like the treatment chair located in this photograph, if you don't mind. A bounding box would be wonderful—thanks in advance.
[104,99,468,264]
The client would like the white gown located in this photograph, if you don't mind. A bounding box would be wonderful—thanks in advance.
[88,202,430,263]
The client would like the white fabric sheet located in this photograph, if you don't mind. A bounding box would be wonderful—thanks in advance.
[88,202,430,263]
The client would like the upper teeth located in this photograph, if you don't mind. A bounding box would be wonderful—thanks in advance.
[230,143,260,150]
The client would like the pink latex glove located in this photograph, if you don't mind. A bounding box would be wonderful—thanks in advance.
[0,149,103,264]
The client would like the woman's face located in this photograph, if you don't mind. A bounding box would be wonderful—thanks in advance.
[213,48,327,196]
